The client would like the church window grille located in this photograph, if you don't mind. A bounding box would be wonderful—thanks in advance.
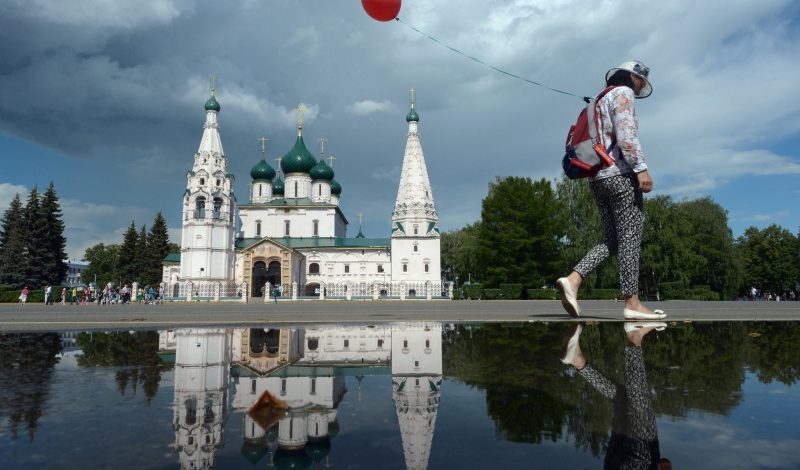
[378,339,384,348]
[403,264,408,273]
[415,361,419,367]
[256,221,261,237]
[403,340,408,348]
[309,263,320,274]
[311,378,316,395]
[308,337,319,350]
[377,264,384,273]
[200,178,205,185]
[281,379,287,395]
[284,220,290,236]
[251,379,257,394]
[318,185,321,196]
[344,264,350,273]
[426,339,430,348]
[413,225,419,235]
[294,181,298,196]
[258,185,262,197]
[425,264,429,273]
[414,244,418,252]
[212,197,222,219]
[415,378,420,386]
[344,339,350,348]
[313,220,319,236]
[216,179,221,187]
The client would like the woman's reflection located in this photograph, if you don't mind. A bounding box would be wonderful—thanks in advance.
[561,322,672,470]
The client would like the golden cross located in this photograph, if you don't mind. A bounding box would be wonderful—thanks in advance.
[326,154,336,168]
[210,75,216,96]
[258,137,268,157]
[409,87,415,108]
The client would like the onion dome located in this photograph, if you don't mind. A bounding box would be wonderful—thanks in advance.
[330,179,342,195]
[273,176,285,195]
[309,159,334,181]
[281,136,317,174]
[241,440,269,466]
[205,95,221,112]
[273,448,312,470]
[304,438,331,463]
[406,106,419,122]
[250,159,276,181]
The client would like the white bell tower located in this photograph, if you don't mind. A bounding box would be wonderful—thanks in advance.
[180,77,236,293]
[391,89,441,283]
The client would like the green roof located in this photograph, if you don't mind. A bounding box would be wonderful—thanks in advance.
[406,106,419,122]
[250,159,276,181]
[163,252,181,264]
[204,95,220,112]
[281,135,317,174]
[239,197,336,209]
[309,159,334,181]
[330,179,342,195]
[272,176,285,195]
[236,236,389,251]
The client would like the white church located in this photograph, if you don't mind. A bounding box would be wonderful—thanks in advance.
[163,85,447,301]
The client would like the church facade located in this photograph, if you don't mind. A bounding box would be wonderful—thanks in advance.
[163,87,446,301]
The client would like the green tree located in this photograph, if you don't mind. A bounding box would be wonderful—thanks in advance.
[118,222,140,285]
[23,187,46,287]
[440,222,481,287]
[477,177,564,287]
[82,243,120,287]
[37,182,68,286]
[737,224,799,295]
[0,194,29,287]
[137,224,148,282]
[144,212,171,285]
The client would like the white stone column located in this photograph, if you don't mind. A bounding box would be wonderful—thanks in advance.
[400,283,406,301]
[346,287,352,301]
[319,283,325,300]
[373,284,379,301]
[132,282,139,302]
[292,282,298,301]
[264,282,271,304]
[426,282,432,300]
[187,281,193,302]
[213,282,220,302]
[448,282,454,300]
[241,282,248,303]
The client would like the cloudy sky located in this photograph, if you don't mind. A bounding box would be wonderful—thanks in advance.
[1,0,799,260]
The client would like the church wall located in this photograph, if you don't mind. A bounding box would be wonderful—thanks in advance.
[390,323,443,376]
[239,206,340,239]
[300,248,391,289]
[390,238,441,282]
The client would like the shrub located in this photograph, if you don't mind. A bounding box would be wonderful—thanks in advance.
[688,285,720,301]
[482,288,503,300]
[658,281,686,300]
[499,283,524,300]
[463,283,482,300]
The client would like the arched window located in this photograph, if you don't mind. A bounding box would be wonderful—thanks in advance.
[318,185,321,196]
[212,197,222,219]
[309,263,320,274]
[402,264,408,273]
[195,197,206,219]
[413,225,419,235]
[294,181,298,197]
[307,338,319,351]
[199,178,205,186]
[256,221,262,237]
[258,185,262,197]
[313,220,319,237]
[425,264,429,272]
[284,220,290,236]
[413,243,418,252]
[216,179,221,187]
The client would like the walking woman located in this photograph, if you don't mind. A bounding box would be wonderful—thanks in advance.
[556,60,665,320]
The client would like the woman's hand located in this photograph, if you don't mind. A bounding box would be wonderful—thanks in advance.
[637,170,653,193]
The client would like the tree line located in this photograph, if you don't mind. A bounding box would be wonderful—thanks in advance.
[0,183,67,288]
[82,213,176,288]
[442,176,800,300]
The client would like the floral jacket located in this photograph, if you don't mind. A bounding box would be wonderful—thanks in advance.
[592,86,648,180]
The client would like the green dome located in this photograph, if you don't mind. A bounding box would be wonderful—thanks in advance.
[205,95,221,112]
[309,159,334,181]
[250,159,276,181]
[330,179,342,195]
[273,176,285,195]
[273,448,312,470]
[241,439,269,466]
[406,107,419,122]
[281,136,317,174]
[304,438,331,463]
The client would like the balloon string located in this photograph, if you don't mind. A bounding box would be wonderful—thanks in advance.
[395,17,581,99]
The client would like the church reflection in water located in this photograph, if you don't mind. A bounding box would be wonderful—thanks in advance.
[159,322,443,469]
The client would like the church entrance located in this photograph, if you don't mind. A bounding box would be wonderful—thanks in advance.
[252,261,268,297]
[266,261,281,291]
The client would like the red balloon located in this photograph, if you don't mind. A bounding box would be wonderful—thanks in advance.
[361,0,401,22]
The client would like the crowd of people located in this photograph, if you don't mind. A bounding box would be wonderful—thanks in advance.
[18,284,165,305]
[743,287,797,302]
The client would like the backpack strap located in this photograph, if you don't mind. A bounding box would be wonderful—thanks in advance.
[586,86,617,146]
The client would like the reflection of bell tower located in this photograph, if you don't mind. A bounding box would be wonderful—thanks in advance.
[172,328,233,470]
[391,322,443,470]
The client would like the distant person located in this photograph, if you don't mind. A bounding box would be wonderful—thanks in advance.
[19,286,29,305]
[560,322,672,470]
[60,287,67,305]
[45,284,52,305]
[556,60,665,321]
[148,285,156,305]
[71,287,78,305]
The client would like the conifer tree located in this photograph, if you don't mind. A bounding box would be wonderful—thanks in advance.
[145,212,171,285]
[118,222,139,285]
[0,194,28,287]
[137,224,148,282]
[23,187,46,287]
[38,182,68,285]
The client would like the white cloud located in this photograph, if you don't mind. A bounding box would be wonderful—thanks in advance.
[347,100,395,116]
[0,182,28,209]
[9,0,191,28]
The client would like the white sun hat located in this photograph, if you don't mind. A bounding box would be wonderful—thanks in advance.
[606,60,652,98]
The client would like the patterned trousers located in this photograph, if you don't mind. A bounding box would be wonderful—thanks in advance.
[574,173,644,295]
[578,346,661,469]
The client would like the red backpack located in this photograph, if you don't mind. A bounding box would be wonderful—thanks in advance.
[562,86,617,179]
